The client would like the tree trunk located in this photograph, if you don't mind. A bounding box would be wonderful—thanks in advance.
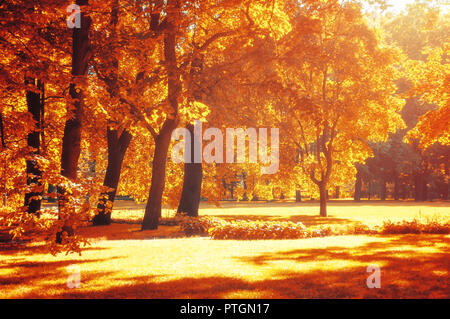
[57,4,91,243]
[414,172,424,201]
[0,112,5,149]
[177,124,202,217]
[0,112,5,206]
[354,168,362,201]
[141,2,180,230]
[380,179,387,201]
[93,128,131,225]
[295,190,302,202]
[319,182,327,217]
[92,0,129,226]
[141,119,178,230]
[393,175,400,200]
[421,178,428,201]
[24,78,44,215]
[335,186,340,199]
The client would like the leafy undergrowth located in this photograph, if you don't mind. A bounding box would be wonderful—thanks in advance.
[176,214,450,240]
[381,218,450,234]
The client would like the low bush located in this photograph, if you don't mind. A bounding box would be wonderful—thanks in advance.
[381,218,450,234]
[176,214,224,236]
[208,220,313,240]
[178,214,450,240]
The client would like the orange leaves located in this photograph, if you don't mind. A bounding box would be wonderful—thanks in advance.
[275,0,406,198]
[405,44,450,148]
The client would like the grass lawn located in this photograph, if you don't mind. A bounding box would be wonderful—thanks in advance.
[0,200,449,298]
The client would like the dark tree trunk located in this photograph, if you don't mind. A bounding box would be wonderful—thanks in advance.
[393,175,400,200]
[421,178,428,201]
[319,183,327,217]
[141,120,178,230]
[0,112,6,206]
[380,179,387,201]
[177,124,202,217]
[24,78,44,216]
[0,112,5,206]
[443,183,449,200]
[92,0,129,226]
[93,128,132,225]
[57,4,91,243]
[47,184,57,202]
[335,186,340,199]
[60,8,91,181]
[354,169,362,201]
[414,173,424,201]
[141,2,180,230]
[0,112,5,150]
[295,190,302,202]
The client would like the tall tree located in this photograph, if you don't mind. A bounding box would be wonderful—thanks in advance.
[276,1,404,216]
[177,123,202,216]
[142,0,181,230]
[24,78,44,215]
[58,0,92,242]
[92,0,132,226]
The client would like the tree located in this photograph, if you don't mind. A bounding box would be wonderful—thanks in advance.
[406,45,449,148]
[276,1,404,216]
[92,0,132,226]
[24,78,44,215]
[57,0,92,242]
[176,124,202,216]
[138,0,282,228]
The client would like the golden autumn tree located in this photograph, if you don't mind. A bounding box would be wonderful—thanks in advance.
[274,0,404,216]
[382,0,449,148]
[89,0,133,225]
[173,0,292,214]
[106,0,288,229]
[406,44,449,148]
[0,0,104,253]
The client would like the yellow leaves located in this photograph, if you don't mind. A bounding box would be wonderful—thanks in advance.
[179,100,210,123]
[248,1,292,40]
[405,43,450,148]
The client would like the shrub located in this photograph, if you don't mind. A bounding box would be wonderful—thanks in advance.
[176,214,224,236]
[208,220,312,240]
[177,214,450,240]
[381,218,450,234]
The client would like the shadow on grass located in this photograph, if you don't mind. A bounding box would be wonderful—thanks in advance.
[0,255,118,291]
[0,244,110,256]
[4,234,449,299]
[78,224,186,240]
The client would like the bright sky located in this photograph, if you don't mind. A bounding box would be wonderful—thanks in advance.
[387,0,416,12]
[363,0,449,13]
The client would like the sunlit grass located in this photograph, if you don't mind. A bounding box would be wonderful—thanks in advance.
[0,234,448,298]
[112,200,450,227]
[1,201,449,298]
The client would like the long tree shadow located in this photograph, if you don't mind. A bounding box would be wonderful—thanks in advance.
[9,234,449,299]
[0,256,120,297]
[78,224,186,240]
[0,244,110,256]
